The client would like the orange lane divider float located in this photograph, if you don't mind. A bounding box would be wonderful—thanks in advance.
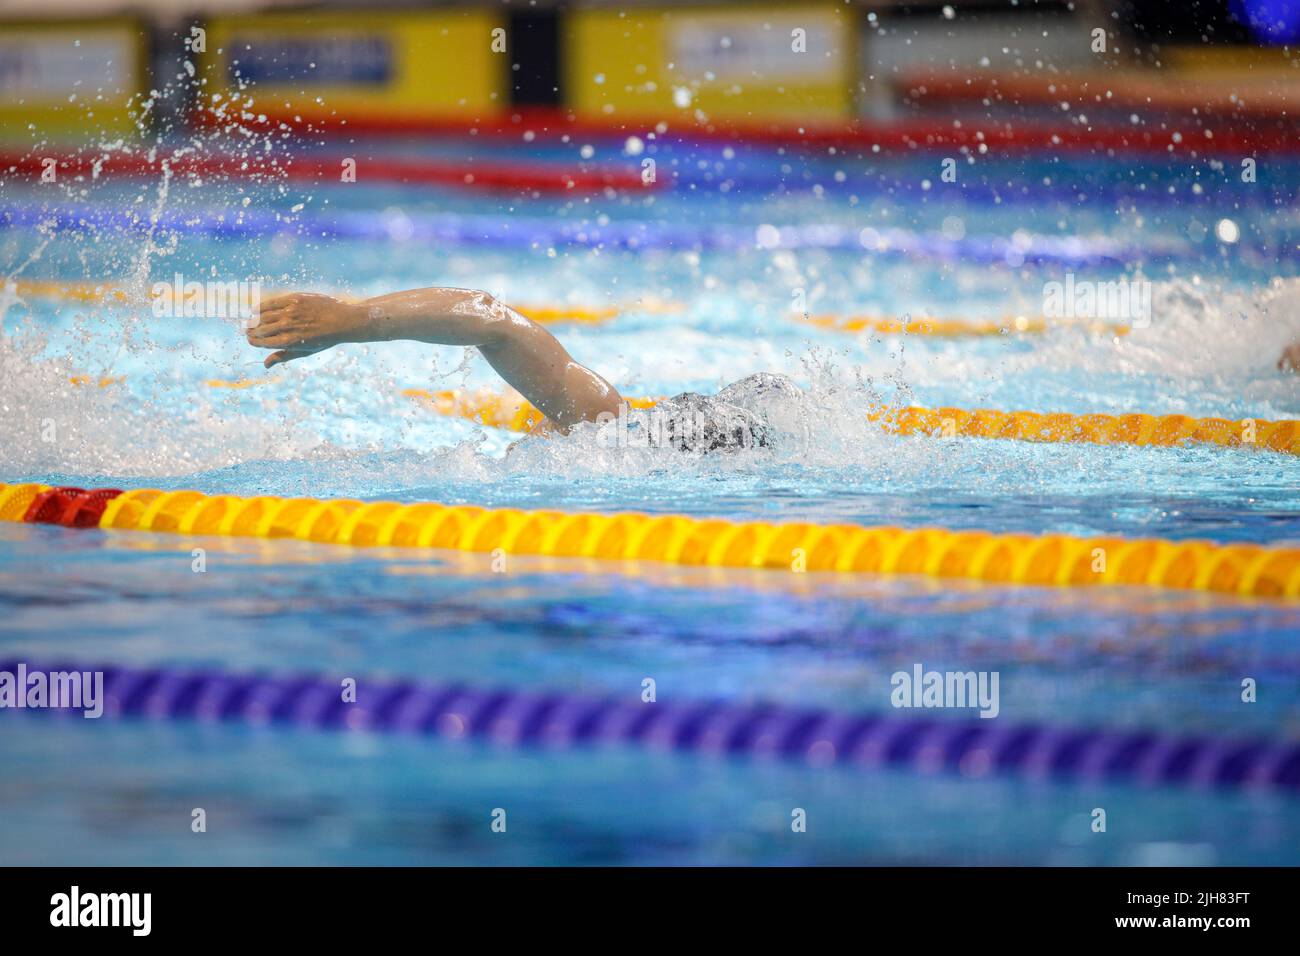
[204,377,280,389]
[3,280,130,305]
[67,375,126,387]
[15,279,1124,339]
[403,388,659,432]
[874,406,1300,456]
[61,375,1298,456]
[7,279,625,327]
[406,389,1300,457]
[65,374,268,389]
[794,312,1131,338]
[1,482,1298,598]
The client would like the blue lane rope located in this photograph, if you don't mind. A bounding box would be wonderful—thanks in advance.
[0,203,1234,266]
[4,658,1298,795]
[677,170,1299,209]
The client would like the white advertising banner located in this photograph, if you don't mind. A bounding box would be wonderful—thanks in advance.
[667,10,843,83]
[0,30,134,104]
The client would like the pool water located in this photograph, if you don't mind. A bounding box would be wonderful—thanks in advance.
[1,130,1298,864]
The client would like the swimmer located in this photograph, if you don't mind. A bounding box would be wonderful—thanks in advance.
[247,288,799,451]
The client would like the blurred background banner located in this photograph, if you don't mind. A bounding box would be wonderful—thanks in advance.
[1,1,1296,139]
[0,17,146,137]
[566,3,855,123]
[201,9,506,127]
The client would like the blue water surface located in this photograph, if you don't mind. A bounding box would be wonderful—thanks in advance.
[1,133,1298,864]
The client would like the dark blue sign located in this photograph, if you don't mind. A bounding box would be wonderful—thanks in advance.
[229,35,393,85]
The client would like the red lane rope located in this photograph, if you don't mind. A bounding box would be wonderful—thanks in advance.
[199,107,1300,156]
[11,114,1289,198]
[23,487,122,529]
[899,71,1300,122]
[0,151,652,194]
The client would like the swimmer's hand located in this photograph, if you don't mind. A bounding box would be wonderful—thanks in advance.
[247,293,372,368]
[1280,342,1300,373]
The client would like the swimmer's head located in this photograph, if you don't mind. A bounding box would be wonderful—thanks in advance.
[716,373,808,438]
[654,392,771,453]
[596,374,804,453]
[716,372,804,408]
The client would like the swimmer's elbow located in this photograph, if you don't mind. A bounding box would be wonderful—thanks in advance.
[474,292,539,346]
[569,369,623,426]
[472,289,501,313]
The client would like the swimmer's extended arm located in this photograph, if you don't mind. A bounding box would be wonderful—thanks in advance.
[247,289,622,430]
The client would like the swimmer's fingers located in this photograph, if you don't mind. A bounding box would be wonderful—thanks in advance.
[255,293,308,317]
[250,297,336,340]
[247,324,314,348]
[264,350,295,369]
[246,319,292,343]
[264,347,324,369]
[257,291,338,316]
[246,320,272,343]
[251,293,319,330]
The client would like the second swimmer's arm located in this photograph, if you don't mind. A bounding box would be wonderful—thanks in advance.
[247,289,623,430]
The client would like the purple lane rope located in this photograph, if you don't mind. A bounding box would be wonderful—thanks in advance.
[1,203,1224,266]
[4,658,1298,795]
[683,169,1299,209]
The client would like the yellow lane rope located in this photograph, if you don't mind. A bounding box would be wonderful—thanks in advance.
[405,389,1300,456]
[1,482,1296,598]
[67,375,126,387]
[5,279,623,326]
[60,374,1298,456]
[795,313,1130,338]
[874,405,1298,455]
[5,280,130,304]
[403,388,659,432]
[10,279,1126,337]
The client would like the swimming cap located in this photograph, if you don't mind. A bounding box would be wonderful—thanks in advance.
[716,372,804,410]
[653,391,771,452]
[716,373,809,442]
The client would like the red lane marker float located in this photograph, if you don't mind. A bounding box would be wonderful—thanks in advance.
[23,487,122,529]
[897,70,1300,122]
[196,106,1300,157]
[0,152,653,194]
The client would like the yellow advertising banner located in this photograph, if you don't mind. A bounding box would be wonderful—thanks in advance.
[201,9,508,125]
[565,3,856,125]
[0,19,147,139]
